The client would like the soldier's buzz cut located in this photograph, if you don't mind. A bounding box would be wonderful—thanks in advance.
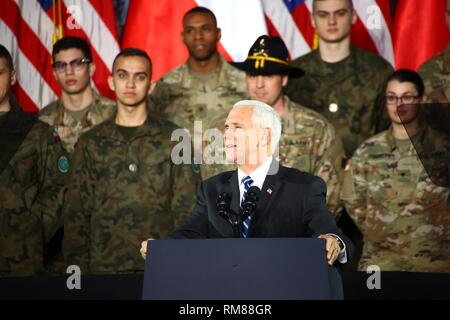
[0,44,14,71]
[112,47,152,72]
[183,6,217,26]
[52,36,92,62]
[313,0,354,10]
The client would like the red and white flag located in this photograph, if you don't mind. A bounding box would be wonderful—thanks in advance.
[0,0,120,112]
[393,0,450,71]
[122,0,395,81]
[122,0,268,81]
[263,0,394,65]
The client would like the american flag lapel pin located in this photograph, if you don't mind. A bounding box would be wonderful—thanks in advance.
[267,188,272,195]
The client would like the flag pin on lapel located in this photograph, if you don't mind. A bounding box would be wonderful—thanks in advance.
[267,188,272,195]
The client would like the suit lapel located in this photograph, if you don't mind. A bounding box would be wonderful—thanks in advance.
[228,170,240,217]
[248,160,285,236]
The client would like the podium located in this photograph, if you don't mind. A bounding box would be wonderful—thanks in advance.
[142,238,343,300]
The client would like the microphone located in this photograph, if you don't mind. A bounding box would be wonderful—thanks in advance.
[216,192,241,238]
[241,186,261,220]
[217,192,232,221]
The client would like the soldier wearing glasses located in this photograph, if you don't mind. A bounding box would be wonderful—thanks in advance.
[37,36,116,273]
[341,69,450,272]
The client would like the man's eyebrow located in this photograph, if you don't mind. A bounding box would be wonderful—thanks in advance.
[115,69,148,76]
[135,71,148,76]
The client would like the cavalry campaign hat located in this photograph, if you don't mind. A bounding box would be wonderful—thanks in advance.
[232,35,304,78]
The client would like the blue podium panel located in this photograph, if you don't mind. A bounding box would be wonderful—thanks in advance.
[142,238,331,300]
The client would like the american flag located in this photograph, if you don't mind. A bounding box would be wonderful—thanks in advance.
[0,0,120,112]
[2,1,447,112]
[122,0,395,81]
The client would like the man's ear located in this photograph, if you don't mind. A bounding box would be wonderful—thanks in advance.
[181,30,186,46]
[88,62,96,78]
[216,27,222,42]
[261,127,272,147]
[281,74,289,87]
[351,9,357,25]
[263,128,273,156]
[311,12,316,29]
[107,75,115,92]
[10,70,17,86]
[148,80,157,95]
[421,95,428,103]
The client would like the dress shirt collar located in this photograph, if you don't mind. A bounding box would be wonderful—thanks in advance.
[237,157,273,199]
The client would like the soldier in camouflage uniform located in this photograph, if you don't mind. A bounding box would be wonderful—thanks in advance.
[63,48,199,274]
[341,69,450,272]
[284,0,393,158]
[151,7,247,180]
[418,0,450,103]
[38,37,116,273]
[232,35,345,217]
[0,122,51,277]
[0,44,51,276]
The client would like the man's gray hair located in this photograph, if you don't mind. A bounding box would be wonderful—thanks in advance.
[232,100,282,152]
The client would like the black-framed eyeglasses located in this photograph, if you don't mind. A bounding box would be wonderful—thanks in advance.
[385,94,419,105]
[52,58,91,73]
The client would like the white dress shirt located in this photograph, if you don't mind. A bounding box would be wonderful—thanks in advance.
[237,156,273,204]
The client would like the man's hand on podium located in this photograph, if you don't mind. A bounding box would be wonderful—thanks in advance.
[318,234,343,265]
[140,238,155,260]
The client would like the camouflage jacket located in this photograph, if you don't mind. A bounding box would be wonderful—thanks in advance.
[341,128,450,272]
[63,113,199,274]
[0,101,38,174]
[0,120,52,276]
[278,96,345,217]
[418,43,450,103]
[151,55,247,180]
[37,91,116,241]
[284,45,394,158]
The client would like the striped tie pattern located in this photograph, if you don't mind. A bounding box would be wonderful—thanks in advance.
[241,176,254,238]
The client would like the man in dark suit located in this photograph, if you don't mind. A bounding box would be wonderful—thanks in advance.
[141,100,353,265]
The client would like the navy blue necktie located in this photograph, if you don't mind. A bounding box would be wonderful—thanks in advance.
[241,175,254,238]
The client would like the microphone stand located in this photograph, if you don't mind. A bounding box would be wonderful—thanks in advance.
[217,192,242,238]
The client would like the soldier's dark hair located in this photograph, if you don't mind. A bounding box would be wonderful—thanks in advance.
[112,48,152,73]
[0,44,14,71]
[52,36,92,62]
[313,0,354,11]
[183,6,217,26]
[386,69,425,97]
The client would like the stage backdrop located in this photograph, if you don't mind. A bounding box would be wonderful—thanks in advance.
[122,0,395,81]
[1,0,449,112]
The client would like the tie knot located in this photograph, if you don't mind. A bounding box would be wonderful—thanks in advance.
[242,176,254,191]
